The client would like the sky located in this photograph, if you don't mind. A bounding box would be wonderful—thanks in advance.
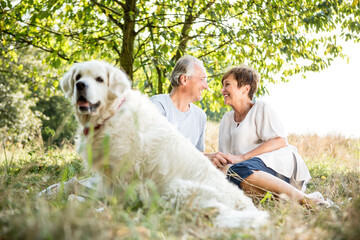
[261,41,360,138]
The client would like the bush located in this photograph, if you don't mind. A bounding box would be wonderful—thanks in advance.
[0,82,43,145]
[35,95,78,146]
[0,46,76,146]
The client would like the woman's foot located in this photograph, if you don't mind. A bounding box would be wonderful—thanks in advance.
[299,193,330,209]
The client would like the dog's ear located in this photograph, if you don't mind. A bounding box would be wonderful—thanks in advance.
[60,65,77,98]
[107,66,131,100]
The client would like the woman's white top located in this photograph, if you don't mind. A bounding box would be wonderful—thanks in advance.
[218,100,311,191]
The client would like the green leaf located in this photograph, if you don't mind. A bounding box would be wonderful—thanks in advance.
[1,0,358,114]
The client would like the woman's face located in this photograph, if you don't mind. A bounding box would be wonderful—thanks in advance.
[221,75,248,107]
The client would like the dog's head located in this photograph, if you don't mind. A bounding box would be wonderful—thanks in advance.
[60,60,131,116]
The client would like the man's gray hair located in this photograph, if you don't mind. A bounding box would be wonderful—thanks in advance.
[170,55,205,87]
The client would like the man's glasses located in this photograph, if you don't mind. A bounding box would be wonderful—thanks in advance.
[189,76,207,83]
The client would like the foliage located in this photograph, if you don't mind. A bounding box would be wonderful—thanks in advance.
[0,133,359,239]
[0,45,45,144]
[35,95,78,146]
[1,0,359,144]
[0,86,42,145]
[0,44,76,145]
[1,0,360,114]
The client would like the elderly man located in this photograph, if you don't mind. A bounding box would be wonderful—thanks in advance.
[151,55,209,151]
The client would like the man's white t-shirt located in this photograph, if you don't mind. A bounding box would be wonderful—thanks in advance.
[151,94,207,151]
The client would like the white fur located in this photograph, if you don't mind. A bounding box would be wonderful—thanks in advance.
[61,60,268,228]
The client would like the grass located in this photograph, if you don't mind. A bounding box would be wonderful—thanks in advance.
[0,122,359,239]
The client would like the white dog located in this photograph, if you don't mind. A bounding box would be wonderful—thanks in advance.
[60,60,268,228]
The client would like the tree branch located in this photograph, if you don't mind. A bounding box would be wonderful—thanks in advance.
[90,0,124,29]
[90,0,124,18]
[197,40,232,58]
[133,35,150,59]
[3,30,69,61]
[113,0,126,9]
[195,0,216,18]
[171,0,216,61]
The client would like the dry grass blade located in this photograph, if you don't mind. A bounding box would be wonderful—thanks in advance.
[0,123,359,239]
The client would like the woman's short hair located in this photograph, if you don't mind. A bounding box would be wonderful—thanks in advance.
[170,55,205,87]
[221,65,259,100]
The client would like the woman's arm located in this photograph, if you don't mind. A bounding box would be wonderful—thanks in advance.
[222,137,287,164]
[204,136,286,168]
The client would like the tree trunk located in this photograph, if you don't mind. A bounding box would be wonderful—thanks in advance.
[172,4,195,63]
[168,1,196,93]
[120,0,137,84]
[156,66,163,94]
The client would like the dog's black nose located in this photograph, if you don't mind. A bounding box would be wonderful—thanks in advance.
[76,81,87,91]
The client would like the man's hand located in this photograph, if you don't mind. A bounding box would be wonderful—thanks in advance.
[204,152,232,168]
[222,153,246,164]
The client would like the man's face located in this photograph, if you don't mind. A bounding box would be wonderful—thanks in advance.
[187,64,208,102]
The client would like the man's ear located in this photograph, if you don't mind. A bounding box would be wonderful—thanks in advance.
[107,65,131,100]
[60,64,77,98]
[179,75,188,86]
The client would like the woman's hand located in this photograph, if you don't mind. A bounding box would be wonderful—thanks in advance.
[204,152,230,168]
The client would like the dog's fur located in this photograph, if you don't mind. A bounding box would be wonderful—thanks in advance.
[60,60,268,228]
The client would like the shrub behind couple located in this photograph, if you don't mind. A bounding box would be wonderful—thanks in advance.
[152,55,327,207]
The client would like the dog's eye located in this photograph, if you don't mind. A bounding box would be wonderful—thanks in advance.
[96,77,104,83]
[76,74,81,81]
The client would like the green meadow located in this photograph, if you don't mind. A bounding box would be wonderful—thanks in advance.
[1,122,359,239]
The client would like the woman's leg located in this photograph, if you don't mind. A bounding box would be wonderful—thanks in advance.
[240,170,324,205]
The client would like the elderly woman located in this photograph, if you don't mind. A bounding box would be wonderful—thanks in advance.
[207,65,325,206]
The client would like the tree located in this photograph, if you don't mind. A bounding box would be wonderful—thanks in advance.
[0,44,44,144]
[1,0,360,116]
[0,43,77,145]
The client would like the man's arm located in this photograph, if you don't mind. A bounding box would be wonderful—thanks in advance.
[150,96,166,116]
